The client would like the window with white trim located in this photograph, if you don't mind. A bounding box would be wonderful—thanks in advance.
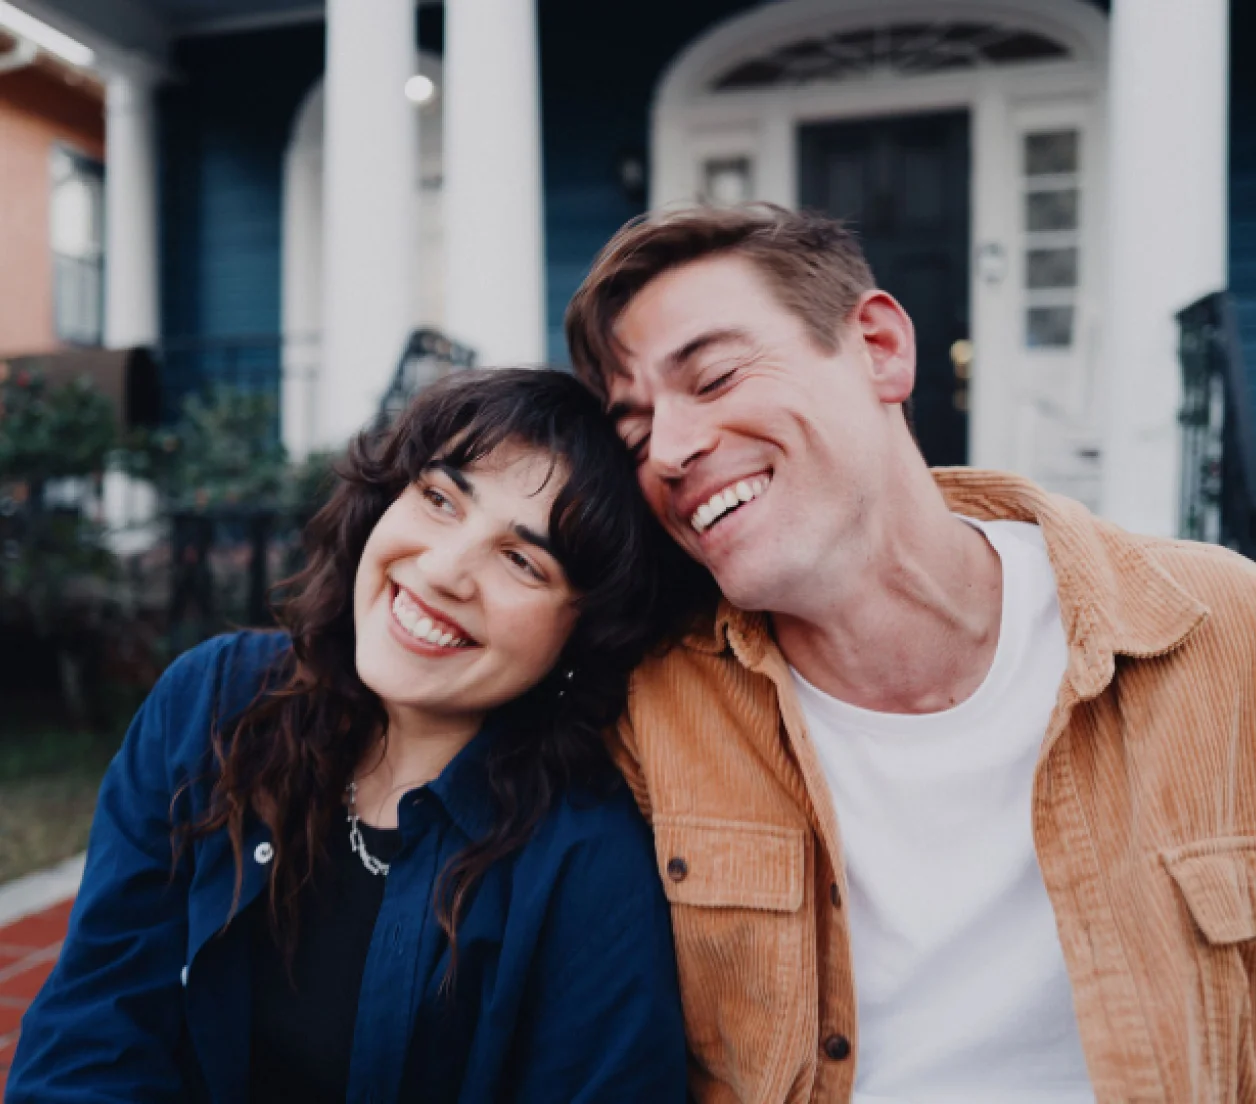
[1022,128,1081,349]
[50,145,104,346]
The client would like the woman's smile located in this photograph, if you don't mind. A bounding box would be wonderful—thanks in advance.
[388,581,479,654]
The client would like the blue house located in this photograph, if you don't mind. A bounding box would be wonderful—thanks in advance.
[1,0,1249,540]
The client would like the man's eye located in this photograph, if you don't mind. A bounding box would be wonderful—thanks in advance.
[698,369,735,396]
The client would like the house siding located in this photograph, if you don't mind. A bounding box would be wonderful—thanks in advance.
[158,24,325,343]
[1229,0,1256,420]
[0,65,104,357]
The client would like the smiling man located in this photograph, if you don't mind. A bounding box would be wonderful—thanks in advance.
[565,204,1256,1104]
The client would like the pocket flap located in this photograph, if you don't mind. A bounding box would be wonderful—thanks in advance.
[653,816,806,912]
[1161,837,1256,945]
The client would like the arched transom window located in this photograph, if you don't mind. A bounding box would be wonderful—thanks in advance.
[712,22,1072,90]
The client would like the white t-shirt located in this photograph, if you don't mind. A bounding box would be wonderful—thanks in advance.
[789,518,1095,1104]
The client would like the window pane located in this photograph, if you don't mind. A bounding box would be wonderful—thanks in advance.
[1026,305,1074,348]
[703,158,753,205]
[1024,130,1078,176]
[1026,247,1078,289]
[1025,188,1079,232]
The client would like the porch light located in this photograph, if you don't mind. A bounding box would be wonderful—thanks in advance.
[0,1,94,67]
[404,74,436,105]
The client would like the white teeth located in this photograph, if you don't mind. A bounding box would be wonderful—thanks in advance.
[392,592,471,648]
[688,474,772,534]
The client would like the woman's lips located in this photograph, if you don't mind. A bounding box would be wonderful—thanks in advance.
[388,583,479,654]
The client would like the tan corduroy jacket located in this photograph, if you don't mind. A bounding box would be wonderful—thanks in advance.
[614,469,1256,1104]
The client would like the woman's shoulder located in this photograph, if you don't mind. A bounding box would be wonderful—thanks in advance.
[159,630,290,699]
[527,781,659,888]
[141,630,292,759]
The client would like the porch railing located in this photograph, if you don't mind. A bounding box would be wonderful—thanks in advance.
[1177,292,1256,558]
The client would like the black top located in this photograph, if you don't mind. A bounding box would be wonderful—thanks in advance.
[249,815,405,1102]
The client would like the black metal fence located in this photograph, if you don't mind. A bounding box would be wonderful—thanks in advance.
[1177,292,1256,558]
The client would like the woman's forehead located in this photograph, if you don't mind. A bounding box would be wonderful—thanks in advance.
[441,440,568,514]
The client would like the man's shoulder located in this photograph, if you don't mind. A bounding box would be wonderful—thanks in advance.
[1132,532,1256,627]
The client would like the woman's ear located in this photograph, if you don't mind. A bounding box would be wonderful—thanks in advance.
[850,289,916,406]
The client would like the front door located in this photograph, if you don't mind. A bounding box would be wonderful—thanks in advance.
[799,112,971,466]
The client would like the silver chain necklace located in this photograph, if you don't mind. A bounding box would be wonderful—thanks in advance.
[345,780,390,876]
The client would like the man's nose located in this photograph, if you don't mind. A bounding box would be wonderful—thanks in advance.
[648,398,716,478]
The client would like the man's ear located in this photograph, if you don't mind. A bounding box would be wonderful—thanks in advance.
[850,289,916,405]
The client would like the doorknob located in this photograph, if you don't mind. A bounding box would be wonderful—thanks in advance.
[950,339,973,380]
[950,339,972,413]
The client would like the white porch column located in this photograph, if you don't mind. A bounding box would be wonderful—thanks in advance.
[444,0,546,364]
[1100,0,1229,536]
[320,0,418,447]
[104,71,159,349]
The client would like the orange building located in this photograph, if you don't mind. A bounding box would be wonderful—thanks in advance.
[0,32,104,358]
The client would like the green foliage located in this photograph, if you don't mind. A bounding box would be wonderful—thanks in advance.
[0,367,118,481]
[0,366,120,632]
[124,388,290,512]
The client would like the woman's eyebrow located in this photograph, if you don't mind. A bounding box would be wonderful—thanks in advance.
[513,524,554,557]
[432,461,476,499]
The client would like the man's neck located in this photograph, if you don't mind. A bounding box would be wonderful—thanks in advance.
[772,480,1003,715]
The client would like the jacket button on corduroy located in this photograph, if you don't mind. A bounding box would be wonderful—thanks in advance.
[830,881,841,907]
[666,857,688,881]
[823,1034,851,1061]
[253,842,274,865]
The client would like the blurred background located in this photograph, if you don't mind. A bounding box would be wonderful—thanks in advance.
[0,0,1249,884]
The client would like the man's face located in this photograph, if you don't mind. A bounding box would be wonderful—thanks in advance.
[607,254,914,614]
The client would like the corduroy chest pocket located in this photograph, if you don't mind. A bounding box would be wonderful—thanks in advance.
[1161,836,1256,1094]
[653,816,809,1104]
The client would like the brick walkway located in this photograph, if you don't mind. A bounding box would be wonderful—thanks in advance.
[0,898,73,1096]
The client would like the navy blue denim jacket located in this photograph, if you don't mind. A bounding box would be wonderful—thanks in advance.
[7,632,687,1103]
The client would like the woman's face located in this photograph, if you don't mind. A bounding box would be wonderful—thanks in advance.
[353,440,579,729]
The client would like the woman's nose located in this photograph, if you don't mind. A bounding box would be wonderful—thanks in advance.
[416,537,479,600]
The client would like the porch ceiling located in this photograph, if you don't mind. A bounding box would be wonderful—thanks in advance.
[10,0,325,65]
[143,0,321,33]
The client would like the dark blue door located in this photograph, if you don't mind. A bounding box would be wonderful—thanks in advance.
[799,111,971,467]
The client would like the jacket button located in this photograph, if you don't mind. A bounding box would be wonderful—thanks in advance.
[823,1034,851,1061]
[830,881,841,907]
[666,857,688,881]
[253,842,274,865]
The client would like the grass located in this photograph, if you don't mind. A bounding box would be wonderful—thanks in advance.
[0,724,123,886]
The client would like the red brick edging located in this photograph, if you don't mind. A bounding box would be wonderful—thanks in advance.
[0,898,74,1096]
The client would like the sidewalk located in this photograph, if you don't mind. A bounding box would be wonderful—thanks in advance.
[0,856,83,1096]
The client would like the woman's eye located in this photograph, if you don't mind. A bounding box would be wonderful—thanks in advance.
[422,486,456,514]
[628,435,651,464]
[504,549,544,581]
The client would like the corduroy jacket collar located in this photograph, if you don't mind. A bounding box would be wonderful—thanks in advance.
[691,468,1209,702]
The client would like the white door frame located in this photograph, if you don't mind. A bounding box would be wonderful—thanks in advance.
[651,0,1109,489]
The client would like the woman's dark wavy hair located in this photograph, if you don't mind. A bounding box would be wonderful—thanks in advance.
[190,367,713,975]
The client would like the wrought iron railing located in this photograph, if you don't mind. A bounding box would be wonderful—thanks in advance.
[1177,292,1256,558]
[377,327,477,425]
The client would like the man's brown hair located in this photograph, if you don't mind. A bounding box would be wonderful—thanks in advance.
[565,202,877,399]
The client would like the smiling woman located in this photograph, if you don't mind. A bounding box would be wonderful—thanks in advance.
[7,369,693,1104]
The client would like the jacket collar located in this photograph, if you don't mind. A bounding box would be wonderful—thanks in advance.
[423,717,499,841]
[687,468,1209,701]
